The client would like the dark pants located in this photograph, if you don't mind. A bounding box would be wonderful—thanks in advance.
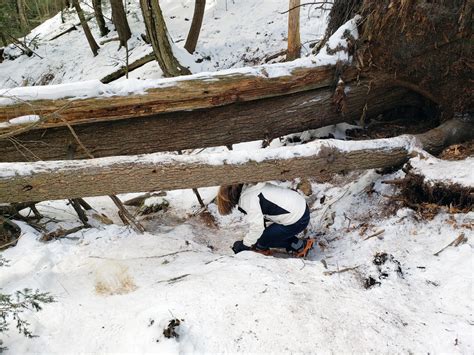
[256,206,310,249]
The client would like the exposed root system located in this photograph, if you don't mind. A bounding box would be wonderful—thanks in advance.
[397,173,473,217]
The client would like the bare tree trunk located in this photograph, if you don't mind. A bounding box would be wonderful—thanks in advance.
[184,0,206,54]
[0,32,7,47]
[286,0,301,61]
[16,0,29,32]
[110,0,131,47]
[72,0,100,56]
[92,0,109,37]
[140,0,191,77]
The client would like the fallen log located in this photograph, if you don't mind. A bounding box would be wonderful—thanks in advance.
[100,53,154,84]
[48,16,94,41]
[0,137,412,203]
[0,83,419,161]
[0,64,353,128]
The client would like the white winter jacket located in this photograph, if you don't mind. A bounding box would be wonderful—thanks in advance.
[238,183,307,247]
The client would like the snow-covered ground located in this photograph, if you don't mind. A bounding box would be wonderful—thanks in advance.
[1,1,473,353]
[1,170,473,353]
[0,0,329,88]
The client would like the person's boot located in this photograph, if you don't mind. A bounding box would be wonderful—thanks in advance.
[287,238,315,257]
[253,243,273,256]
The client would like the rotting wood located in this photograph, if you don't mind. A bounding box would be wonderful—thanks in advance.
[0,139,411,203]
[0,83,419,162]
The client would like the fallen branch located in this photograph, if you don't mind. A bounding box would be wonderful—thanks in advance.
[323,265,360,276]
[156,274,190,284]
[100,53,154,83]
[40,225,87,242]
[99,37,120,45]
[433,233,467,256]
[280,1,332,14]
[49,16,94,41]
[364,229,385,240]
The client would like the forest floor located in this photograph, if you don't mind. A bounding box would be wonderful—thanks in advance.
[1,167,473,353]
[0,0,473,353]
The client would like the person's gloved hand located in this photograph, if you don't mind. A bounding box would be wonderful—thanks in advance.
[232,240,251,254]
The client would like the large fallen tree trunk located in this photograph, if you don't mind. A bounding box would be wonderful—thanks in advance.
[0,137,413,203]
[0,82,419,161]
[0,65,353,128]
[2,116,472,203]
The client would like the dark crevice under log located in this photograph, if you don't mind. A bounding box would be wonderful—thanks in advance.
[0,85,420,162]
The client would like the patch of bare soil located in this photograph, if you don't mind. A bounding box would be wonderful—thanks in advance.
[163,319,183,339]
[364,252,404,289]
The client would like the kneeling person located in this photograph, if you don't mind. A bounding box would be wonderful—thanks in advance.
[217,183,313,257]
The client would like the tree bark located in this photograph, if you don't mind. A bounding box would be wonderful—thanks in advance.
[0,83,419,162]
[286,0,301,61]
[72,0,100,56]
[92,0,109,37]
[0,65,355,127]
[110,0,131,47]
[140,0,191,77]
[0,32,8,47]
[16,0,29,32]
[0,138,412,203]
[184,0,206,54]
[415,114,474,155]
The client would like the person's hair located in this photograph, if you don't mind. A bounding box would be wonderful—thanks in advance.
[216,184,243,215]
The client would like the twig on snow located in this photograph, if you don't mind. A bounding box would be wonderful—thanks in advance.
[433,233,467,256]
[323,265,361,276]
[364,229,385,241]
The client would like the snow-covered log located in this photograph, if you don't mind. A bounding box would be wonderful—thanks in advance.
[0,64,349,127]
[0,81,417,161]
[0,138,412,203]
